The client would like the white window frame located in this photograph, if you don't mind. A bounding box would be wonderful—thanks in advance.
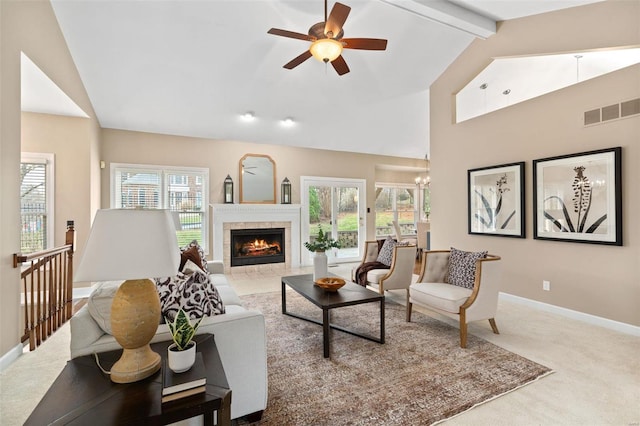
[374,182,419,236]
[20,152,55,251]
[110,163,210,252]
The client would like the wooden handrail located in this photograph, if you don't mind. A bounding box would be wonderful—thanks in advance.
[12,221,75,351]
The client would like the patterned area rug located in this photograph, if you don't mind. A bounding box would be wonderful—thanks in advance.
[239,290,552,425]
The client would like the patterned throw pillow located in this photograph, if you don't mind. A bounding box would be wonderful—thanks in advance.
[156,261,224,322]
[447,247,487,289]
[180,240,208,274]
[376,236,397,267]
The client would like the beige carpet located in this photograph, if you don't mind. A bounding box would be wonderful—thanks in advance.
[239,291,552,425]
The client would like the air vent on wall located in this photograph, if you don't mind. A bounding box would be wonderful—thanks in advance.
[585,98,640,126]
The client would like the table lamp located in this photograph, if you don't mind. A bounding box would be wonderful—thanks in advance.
[75,209,179,383]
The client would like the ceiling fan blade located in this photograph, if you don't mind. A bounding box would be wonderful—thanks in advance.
[325,2,351,38]
[268,28,315,42]
[341,38,388,51]
[331,55,350,76]
[283,50,313,69]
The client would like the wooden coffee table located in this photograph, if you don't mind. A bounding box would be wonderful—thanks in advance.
[281,274,385,358]
[25,334,231,425]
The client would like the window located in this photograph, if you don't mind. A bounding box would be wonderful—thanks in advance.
[374,183,417,238]
[20,153,54,253]
[111,163,209,251]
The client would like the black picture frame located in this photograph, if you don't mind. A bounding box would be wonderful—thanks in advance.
[468,162,525,238]
[533,147,622,245]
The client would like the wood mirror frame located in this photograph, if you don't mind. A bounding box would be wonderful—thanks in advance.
[239,154,276,204]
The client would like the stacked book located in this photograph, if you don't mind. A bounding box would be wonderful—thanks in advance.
[162,353,207,403]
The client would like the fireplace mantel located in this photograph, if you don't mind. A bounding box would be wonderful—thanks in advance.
[211,204,301,269]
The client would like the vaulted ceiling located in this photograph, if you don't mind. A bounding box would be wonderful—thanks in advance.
[40,0,602,159]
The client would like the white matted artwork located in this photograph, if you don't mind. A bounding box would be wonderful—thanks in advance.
[533,147,622,245]
[468,162,525,238]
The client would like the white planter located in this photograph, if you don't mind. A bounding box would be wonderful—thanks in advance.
[167,341,196,373]
[313,251,328,280]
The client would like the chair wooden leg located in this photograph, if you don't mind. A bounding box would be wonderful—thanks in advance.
[489,318,499,334]
[405,289,412,322]
[459,310,467,348]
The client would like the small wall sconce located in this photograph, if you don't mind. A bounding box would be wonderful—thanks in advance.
[281,177,291,204]
[224,175,234,204]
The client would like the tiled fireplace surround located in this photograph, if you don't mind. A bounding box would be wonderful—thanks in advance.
[211,204,302,274]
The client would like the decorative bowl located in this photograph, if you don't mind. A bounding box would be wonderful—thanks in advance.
[314,277,346,292]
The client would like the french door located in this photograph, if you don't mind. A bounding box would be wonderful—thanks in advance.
[301,177,366,265]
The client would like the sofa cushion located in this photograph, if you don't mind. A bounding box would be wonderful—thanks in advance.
[447,247,487,289]
[376,236,396,266]
[410,282,472,313]
[364,268,390,284]
[87,281,121,334]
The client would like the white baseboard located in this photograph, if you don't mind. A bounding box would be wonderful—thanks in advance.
[499,292,640,337]
[0,343,23,373]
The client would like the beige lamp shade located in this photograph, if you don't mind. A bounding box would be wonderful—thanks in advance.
[74,209,180,383]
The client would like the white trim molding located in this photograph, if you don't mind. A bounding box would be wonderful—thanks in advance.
[0,344,23,373]
[500,292,640,337]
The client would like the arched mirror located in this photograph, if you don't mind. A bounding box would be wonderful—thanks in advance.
[239,154,276,204]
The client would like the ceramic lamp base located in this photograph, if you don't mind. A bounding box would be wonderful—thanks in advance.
[110,278,162,384]
[110,346,161,383]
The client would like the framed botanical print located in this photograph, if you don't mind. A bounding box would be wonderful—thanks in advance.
[533,147,622,245]
[468,162,525,238]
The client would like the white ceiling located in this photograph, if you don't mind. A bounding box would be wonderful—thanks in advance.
[39,0,602,159]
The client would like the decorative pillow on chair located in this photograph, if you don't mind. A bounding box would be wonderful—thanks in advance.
[447,247,487,289]
[376,236,397,267]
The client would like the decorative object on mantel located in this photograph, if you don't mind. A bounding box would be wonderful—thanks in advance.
[166,308,202,373]
[74,209,179,384]
[239,153,276,204]
[304,224,341,280]
[314,276,346,291]
[224,175,234,204]
[281,177,291,204]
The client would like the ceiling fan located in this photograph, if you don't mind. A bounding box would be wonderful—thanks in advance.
[267,0,387,76]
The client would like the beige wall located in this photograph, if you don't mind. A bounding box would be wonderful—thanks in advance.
[21,112,97,257]
[0,0,100,357]
[100,129,426,256]
[430,1,640,326]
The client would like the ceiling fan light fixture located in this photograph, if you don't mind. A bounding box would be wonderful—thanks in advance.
[310,38,343,63]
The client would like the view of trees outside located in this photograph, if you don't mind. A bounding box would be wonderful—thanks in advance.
[375,186,417,237]
[308,186,359,249]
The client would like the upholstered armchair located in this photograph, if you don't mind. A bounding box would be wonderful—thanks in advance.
[406,249,501,348]
[351,240,417,294]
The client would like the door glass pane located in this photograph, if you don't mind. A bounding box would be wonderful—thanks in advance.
[375,187,393,238]
[334,186,359,259]
[308,185,332,253]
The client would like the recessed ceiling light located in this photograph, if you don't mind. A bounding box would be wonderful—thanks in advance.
[281,117,295,127]
[240,112,255,122]
[502,89,511,95]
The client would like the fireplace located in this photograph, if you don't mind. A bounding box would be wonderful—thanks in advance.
[230,228,285,267]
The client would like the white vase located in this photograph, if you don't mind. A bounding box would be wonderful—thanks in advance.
[167,341,196,373]
[313,251,328,280]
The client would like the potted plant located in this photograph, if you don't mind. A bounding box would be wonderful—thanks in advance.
[304,225,341,280]
[166,308,202,373]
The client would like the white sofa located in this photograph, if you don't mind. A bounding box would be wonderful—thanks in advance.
[70,260,267,421]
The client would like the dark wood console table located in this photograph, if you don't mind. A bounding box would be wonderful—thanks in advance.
[25,334,231,425]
